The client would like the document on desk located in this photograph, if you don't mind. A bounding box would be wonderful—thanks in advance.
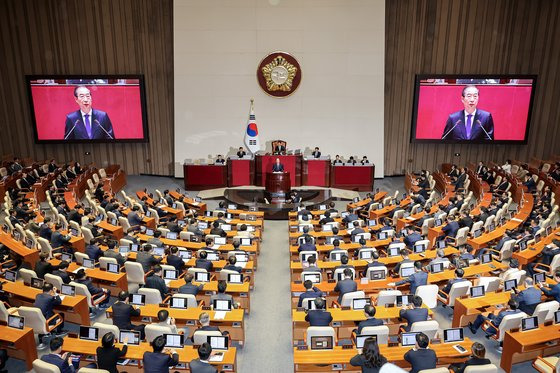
[209,352,224,362]
[72,267,86,274]
[58,295,66,301]
[213,311,227,320]
[511,218,522,222]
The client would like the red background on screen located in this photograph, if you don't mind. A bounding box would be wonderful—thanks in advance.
[415,85,532,140]
[31,85,145,140]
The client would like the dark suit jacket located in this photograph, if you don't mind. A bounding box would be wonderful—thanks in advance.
[189,359,218,373]
[34,292,62,319]
[178,283,204,295]
[272,163,284,172]
[39,225,53,240]
[455,357,491,373]
[41,353,75,373]
[357,317,384,334]
[195,259,213,272]
[51,231,71,248]
[442,221,460,238]
[305,310,333,326]
[52,269,71,284]
[35,260,59,279]
[334,279,358,303]
[112,301,140,330]
[399,308,429,331]
[404,348,437,373]
[441,109,494,141]
[96,345,127,373]
[145,275,168,298]
[64,109,114,140]
[167,254,184,272]
[142,351,178,373]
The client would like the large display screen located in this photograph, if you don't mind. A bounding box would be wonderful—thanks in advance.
[26,75,148,143]
[411,75,537,144]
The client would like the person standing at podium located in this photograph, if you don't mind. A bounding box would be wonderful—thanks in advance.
[272,158,284,173]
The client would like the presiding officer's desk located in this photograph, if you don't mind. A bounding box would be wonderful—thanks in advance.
[61,336,237,372]
[292,306,434,340]
[106,304,246,345]
[293,339,473,372]
[0,324,38,370]
[2,280,91,326]
[501,323,560,372]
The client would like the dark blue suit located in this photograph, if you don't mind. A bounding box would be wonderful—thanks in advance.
[41,353,75,373]
[441,109,494,141]
[334,279,358,303]
[166,254,184,272]
[395,271,428,295]
[298,289,323,307]
[542,283,560,303]
[142,351,178,372]
[399,308,428,331]
[442,221,460,238]
[472,309,521,335]
[272,163,284,172]
[357,317,384,334]
[514,287,542,314]
[86,244,103,261]
[404,233,422,249]
[404,348,437,373]
[305,310,333,326]
[64,109,114,140]
[34,292,61,319]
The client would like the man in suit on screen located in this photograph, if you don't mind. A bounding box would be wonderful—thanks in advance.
[272,158,284,172]
[441,85,494,141]
[64,86,115,140]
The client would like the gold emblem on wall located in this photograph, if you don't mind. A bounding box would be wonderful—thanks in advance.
[257,52,302,98]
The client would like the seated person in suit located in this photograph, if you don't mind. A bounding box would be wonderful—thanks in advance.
[319,211,334,226]
[442,215,460,238]
[97,331,128,373]
[41,337,75,373]
[34,252,60,279]
[429,249,450,267]
[350,221,365,241]
[214,154,225,165]
[449,342,491,373]
[311,147,321,158]
[346,156,357,165]
[137,244,163,273]
[334,254,354,273]
[404,332,437,373]
[210,280,235,308]
[512,277,542,315]
[179,273,205,295]
[303,255,320,272]
[52,260,72,284]
[189,343,218,373]
[305,297,333,326]
[332,155,343,165]
[209,221,226,236]
[223,255,243,273]
[439,268,468,299]
[356,305,384,334]
[142,335,179,372]
[272,158,284,172]
[166,246,185,272]
[237,147,246,158]
[458,245,475,261]
[334,268,357,303]
[399,295,428,332]
[196,250,214,272]
[390,261,428,295]
[147,231,164,248]
[75,268,111,307]
[350,336,388,372]
[403,227,422,249]
[51,223,72,249]
[112,291,146,339]
[86,237,104,261]
[103,240,127,266]
[273,142,286,154]
[469,298,521,336]
[538,270,560,302]
[360,156,369,165]
[127,205,144,227]
[34,283,65,335]
[298,280,324,308]
[145,265,169,299]
[392,249,412,275]
[298,235,316,253]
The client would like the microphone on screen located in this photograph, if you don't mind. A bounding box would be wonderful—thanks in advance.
[94,119,114,139]
[441,120,461,140]
[64,119,80,140]
[477,120,492,140]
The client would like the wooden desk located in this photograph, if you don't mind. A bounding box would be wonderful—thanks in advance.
[347,192,387,211]
[3,280,91,325]
[97,221,124,240]
[167,280,252,313]
[513,227,560,265]
[369,198,412,220]
[0,232,39,267]
[50,261,129,296]
[0,325,37,370]
[501,323,560,372]
[62,336,237,372]
[136,234,258,256]
[106,304,246,345]
[169,191,208,213]
[293,339,473,372]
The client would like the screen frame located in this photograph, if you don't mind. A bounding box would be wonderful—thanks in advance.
[25,74,150,144]
[410,74,538,144]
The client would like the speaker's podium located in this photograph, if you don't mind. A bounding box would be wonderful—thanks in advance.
[265,172,291,203]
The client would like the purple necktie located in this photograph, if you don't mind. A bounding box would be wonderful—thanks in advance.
[84,114,92,139]
[466,114,473,139]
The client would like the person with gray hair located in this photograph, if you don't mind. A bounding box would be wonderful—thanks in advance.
[512,277,541,314]
[429,249,450,267]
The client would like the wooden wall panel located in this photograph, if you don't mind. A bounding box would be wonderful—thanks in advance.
[385,0,560,175]
[0,0,174,175]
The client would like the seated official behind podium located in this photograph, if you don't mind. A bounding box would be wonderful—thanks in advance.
[350,336,387,373]
[273,143,286,154]
[237,147,247,158]
[404,332,437,373]
[311,147,321,158]
[272,158,284,173]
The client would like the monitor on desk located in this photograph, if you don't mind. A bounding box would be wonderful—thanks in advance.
[107,263,120,274]
[60,253,73,262]
[95,214,103,223]
[352,298,372,310]
[521,316,538,331]
[302,273,321,284]
[195,272,210,282]
[396,295,413,306]
[225,212,232,219]
[195,196,202,203]
[401,332,419,347]
[4,270,16,282]
[356,334,376,349]
[436,240,446,249]
[554,310,560,324]
[298,225,306,233]
[213,299,232,311]
[434,218,443,227]
[546,226,552,236]
[110,218,118,226]
[221,224,232,231]
[310,335,334,350]
[119,330,140,345]
[130,243,139,252]
[7,315,24,330]
[473,229,482,238]
[533,273,546,284]
[359,250,373,260]
[206,252,220,261]
[401,266,415,277]
[318,204,327,211]
[240,238,252,246]
[79,326,99,341]
[25,238,35,249]
[208,335,229,350]
[152,247,165,256]
[164,269,178,280]
[31,277,44,289]
[61,284,76,296]
[353,197,360,203]
[145,210,152,217]
[178,250,192,260]
[166,232,178,240]
[227,203,238,210]
[170,297,187,309]
[1,224,10,234]
[369,270,386,280]
[487,223,495,232]
[246,225,256,232]
[70,228,79,237]
[368,219,377,227]
[443,328,464,343]
[214,237,227,245]
[353,235,363,243]
[119,245,129,254]
[388,247,399,257]
[129,293,145,306]
[341,211,349,218]
[322,224,332,232]
[12,230,21,241]
[480,253,492,264]
[205,211,212,217]
[171,202,177,209]
[504,279,517,291]
[469,285,485,298]
[164,333,184,348]
[378,231,388,240]
[83,258,95,268]
[145,228,154,236]
[234,253,249,262]
[177,219,186,227]
[430,263,444,274]
[413,243,426,253]
[331,252,343,262]
[534,234,542,243]
[228,273,243,284]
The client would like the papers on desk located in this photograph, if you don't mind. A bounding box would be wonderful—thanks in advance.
[164,279,172,285]
[72,267,86,274]
[209,352,224,362]
[237,261,247,269]
[511,218,522,222]
[58,295,66,301]
[405,216,416,220]
[213,311,227,320]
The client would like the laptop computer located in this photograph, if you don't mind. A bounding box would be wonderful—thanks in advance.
[61,284,76,296]
[31,277,44,289]
[302,273,321,284]
[79,326,99,341]
[401,332,418,346]
[164,333,184,348]
[83,258,95,268]
[166,232,178,240]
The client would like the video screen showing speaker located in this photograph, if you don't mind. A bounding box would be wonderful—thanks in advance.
[411,75,537,144]
[26,75,148,143]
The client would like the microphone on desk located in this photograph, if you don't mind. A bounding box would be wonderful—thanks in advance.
[441,120,461,140]
[64,119,80,140]
[94,119,114,139]
[477,120,492,140]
